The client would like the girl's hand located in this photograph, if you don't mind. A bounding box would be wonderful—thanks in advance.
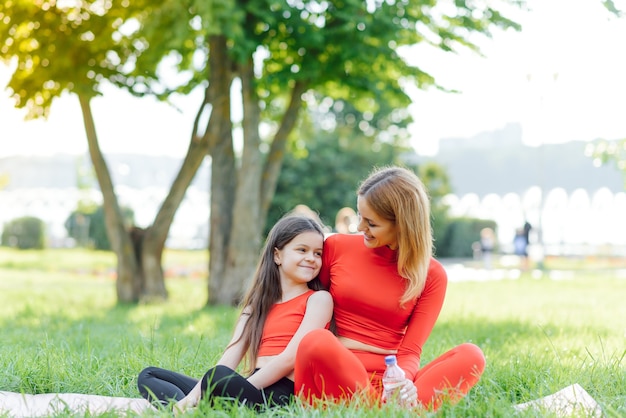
[173,394,197,415]
[173,380,202,415]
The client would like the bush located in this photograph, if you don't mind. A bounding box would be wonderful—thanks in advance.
[65,205,135,250]
[435,217,497,258]
[1,216,45,249]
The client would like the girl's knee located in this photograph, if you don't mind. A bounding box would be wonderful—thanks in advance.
[212,365,234,378]
[202,365,237,391]
[137,366,158,387]
[137,366,161,400]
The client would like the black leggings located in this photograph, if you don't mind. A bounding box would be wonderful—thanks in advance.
[137,365,294,410]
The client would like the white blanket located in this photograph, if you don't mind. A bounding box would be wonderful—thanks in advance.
[0,391,153,417]
[1,383,602,417]
[514,384,602,417]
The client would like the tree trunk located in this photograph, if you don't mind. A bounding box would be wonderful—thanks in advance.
[79,92,211,303]
[138,227,166,303]
[207,136,236,305]
[221,58,263,305]
[206,35,237,305]
[140,131,211,302]
[204,45,309,306]
[129,225,148,297]
[78,95,140,302]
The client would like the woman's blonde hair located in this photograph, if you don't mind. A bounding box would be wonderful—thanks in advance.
[358,166,432,305]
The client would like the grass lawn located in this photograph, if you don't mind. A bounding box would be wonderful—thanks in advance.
[0,248,624,417]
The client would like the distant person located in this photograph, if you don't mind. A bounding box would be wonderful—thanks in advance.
[523,221,532,245]
[514,226,530,270]
[334,207,359,234]
[137,214,333,412]
[479,227,496,269]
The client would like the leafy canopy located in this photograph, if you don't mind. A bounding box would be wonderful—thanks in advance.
[1,0,524,126]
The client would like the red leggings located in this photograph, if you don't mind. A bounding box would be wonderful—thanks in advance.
[294,329,486,410]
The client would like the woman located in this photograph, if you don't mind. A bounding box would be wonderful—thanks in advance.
[137,214,333,412]
[294,166,485,411]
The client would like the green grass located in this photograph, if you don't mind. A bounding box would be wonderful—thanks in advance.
[0,248,624,417]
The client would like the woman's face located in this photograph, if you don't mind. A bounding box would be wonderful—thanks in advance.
[356,195,398,250]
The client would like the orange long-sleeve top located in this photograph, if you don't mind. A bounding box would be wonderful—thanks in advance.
[257,290,316,357]
[319,233,448,380]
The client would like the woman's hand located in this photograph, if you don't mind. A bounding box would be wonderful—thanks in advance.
[399,378,418,408]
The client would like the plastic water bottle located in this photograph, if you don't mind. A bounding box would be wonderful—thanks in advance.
[382,354,406,405]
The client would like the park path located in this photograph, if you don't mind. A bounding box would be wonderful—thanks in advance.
[440,257,626,283]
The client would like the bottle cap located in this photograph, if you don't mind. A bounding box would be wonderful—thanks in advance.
[384,355,397,365]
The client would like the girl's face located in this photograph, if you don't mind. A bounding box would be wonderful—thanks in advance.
[274,231,323,284]
[356,195,398,250]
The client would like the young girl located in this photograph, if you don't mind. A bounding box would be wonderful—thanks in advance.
[137,214,332,412]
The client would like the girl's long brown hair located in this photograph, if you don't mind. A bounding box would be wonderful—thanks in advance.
[230,214,325,374]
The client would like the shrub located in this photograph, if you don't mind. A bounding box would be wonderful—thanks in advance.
[435,217,497,258]
[65,205,135,250]
[1,216,45,249]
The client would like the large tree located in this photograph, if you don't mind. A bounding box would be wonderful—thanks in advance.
[1,0,522,305]
[0,1,176,303]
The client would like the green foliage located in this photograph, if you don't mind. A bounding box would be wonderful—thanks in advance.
[602,0,625,16]
[435,217,497,258]
[418,161,453,253]
[1,216,45,249]
[0,172,9,190]
[0,0,148,117]
[0,0,524,117]
[65,205,135,250]
[268,128,404,232]
[268,98,452,234]
[585,138,626,189]
[272,143,378,230]
[64,211,93,248]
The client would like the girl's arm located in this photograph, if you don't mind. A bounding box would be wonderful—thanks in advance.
[246,290,333,389]
[174,310,250,412]
[215,308,250,369]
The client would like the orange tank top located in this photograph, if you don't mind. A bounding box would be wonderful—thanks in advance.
[257,290,315,357]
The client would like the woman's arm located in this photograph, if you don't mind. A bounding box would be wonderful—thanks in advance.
[396,258,448,380]
[246,291,333,389]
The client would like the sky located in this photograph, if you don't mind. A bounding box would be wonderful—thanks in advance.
[1,0,625,159]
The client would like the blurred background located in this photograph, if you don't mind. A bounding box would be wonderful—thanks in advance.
[1,0,625,300]
[1,130,624,257]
